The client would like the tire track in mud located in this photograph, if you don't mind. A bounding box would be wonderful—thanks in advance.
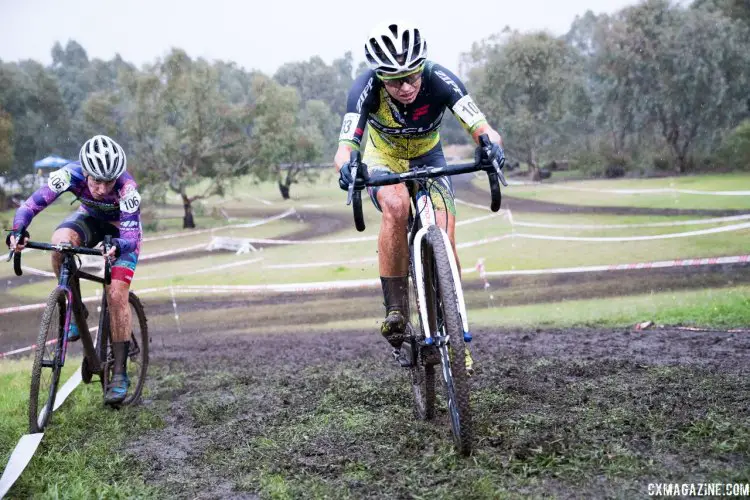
[128,309,749,498]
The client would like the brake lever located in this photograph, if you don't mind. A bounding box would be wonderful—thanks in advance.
[346,162,360,206]
[493,158,509,187]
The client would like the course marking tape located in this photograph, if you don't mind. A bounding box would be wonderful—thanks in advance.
[509,213,750,230]
[263,257,377,270]
[136,257,264,281]
[483,255,750,277]
[540,185,750,196]
[0,327,98,359]
[0,434,44,498]
[0,295,99,316]
[0,363,86,497]
[141,208,295,242]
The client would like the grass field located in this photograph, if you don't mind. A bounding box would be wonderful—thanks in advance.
[2,171,749,498]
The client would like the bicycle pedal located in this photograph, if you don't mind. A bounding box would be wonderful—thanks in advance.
[392,349,413,368]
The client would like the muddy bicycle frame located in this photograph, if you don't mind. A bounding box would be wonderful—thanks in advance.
[12,238,113,374]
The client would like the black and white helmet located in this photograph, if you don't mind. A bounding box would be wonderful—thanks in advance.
[79,135,127,181]
[365,21,428,76]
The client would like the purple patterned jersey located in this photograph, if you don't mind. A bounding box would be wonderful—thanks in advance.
[13,162,142,254]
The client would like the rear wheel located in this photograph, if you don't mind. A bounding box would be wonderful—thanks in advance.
[426,225,472,455]
[102,292,149,406]
[29,289,67,433]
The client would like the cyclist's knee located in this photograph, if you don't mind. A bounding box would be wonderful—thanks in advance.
[378,186,409,221]
[51,228,81,246]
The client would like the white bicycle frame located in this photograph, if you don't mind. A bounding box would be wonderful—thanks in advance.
[411,187,470,344]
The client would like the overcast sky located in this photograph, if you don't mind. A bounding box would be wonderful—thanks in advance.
[1,0,641,75]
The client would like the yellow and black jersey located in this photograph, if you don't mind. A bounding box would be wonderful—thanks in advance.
[338,61,487,160]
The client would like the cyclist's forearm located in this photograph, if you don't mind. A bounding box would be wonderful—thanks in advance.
[334,143,353,171]
[472,124,503,147]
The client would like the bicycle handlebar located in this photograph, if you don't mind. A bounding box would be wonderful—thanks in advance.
[345,133,507,232]
[9,240,112,285]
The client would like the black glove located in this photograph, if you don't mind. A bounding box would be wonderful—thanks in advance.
[338,162,354,191]
[475,142,506,170]
[5,228,29,248]
[105,238,122,259]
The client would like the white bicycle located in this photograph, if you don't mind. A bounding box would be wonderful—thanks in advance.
[346,134,505,455]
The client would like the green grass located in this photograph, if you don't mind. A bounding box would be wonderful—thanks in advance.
[0,358,162,498]
[468,285,750,329]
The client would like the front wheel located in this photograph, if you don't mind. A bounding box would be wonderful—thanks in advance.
[426,225,472,456]
[408,247,436,421]
[29,288,67,433]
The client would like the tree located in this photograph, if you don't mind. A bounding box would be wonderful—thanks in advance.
[597,0,750,172]
[123,50,253,228]
[693,0,750,24]
[0,60,70,183]
[250,76,334,199]
[273,53,354,116]
[0,108,13,176]
[467,31,586,179]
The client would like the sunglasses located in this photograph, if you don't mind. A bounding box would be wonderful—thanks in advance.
[380,72,422,88]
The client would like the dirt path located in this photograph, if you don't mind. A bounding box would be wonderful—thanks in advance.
[454,174,750,216]
[3,262,749,354]
[123,295,749,498]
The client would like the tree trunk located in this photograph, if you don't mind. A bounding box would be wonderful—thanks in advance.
[181,193,196,229]
[277,164,298,200]
[527,149,541,182]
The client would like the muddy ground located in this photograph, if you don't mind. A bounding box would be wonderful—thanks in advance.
[2,191,749,498]
[120,296,749,499]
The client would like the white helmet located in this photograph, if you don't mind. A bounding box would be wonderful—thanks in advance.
[79,135,127,181]
[365,21,428,76]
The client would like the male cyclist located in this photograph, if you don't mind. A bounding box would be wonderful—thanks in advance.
[7,135,142,404]
[333,21,505,367]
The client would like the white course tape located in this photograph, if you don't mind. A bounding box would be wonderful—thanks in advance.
[140,243,208,261]
[0,328,97,360]
[0,433,44,498]
[20,266,56,277]
[264,257,377,270]
[53,368,83,411]
[513,221,750,242]
[137,257,264,281]
[547,185,750,196]
[0,339,57,359]
[0,362,86,497]
[483,255,750,277]
[141,208,295,242]
[133,278,380,298]
[457,222,750,248]
[0,295,99,316]
[511,213,750,230]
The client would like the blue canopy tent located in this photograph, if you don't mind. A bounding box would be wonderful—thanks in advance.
[34,155,72,169]
[33,155,73,188]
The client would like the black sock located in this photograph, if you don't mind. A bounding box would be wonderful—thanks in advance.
[112,341,130,376]
[381,276,409,315]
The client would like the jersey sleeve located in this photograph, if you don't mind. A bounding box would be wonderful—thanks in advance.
[338,71,378,150]
[431,63,488,134]
[12,167,73,231]
[114,176,142,254]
